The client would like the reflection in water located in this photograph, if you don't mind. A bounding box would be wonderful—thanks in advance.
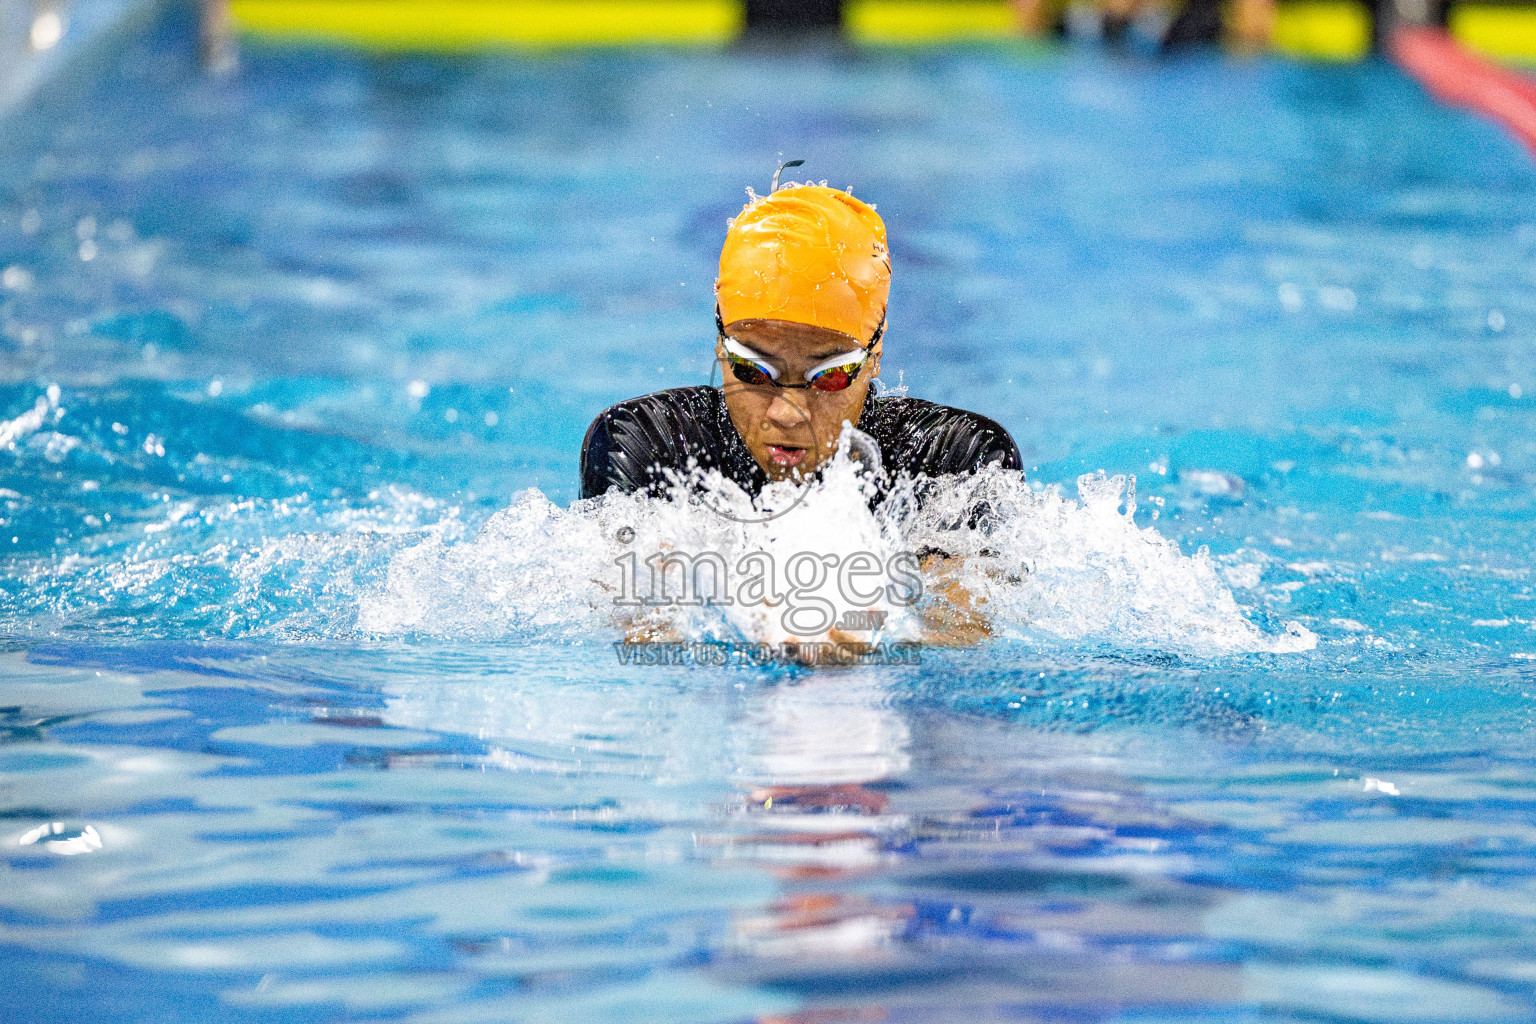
[5,647,1532,1022]
[723,673,915,1022]
[738,675,911,789]
[711,670,1244,1022]
[18,821,103,855]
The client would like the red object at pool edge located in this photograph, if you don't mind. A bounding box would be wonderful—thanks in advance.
[1392,26,1536,157]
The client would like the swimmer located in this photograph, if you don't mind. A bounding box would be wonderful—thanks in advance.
[580,170,1021,647]
[580,172,1021,509]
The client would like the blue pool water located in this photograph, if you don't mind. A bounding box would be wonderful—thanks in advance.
[4,9,1536,1021]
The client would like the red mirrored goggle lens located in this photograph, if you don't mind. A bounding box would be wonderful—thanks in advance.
[808,365,858,392]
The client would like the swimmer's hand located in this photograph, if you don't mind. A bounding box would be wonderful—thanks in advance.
[617,613,682,645]
[918,552,992,647]
[815,627,873,662]
[622,619,682,644]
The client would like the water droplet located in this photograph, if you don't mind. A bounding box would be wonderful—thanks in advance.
[29,11,64,50]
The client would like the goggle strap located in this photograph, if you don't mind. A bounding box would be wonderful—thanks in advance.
[868,311,886,349]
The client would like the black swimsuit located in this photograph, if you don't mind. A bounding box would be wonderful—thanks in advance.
[580,385,1022,503]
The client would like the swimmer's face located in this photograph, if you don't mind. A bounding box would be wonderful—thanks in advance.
[716,318,881,483]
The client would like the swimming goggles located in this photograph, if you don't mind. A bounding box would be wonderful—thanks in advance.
[715,307,886,393]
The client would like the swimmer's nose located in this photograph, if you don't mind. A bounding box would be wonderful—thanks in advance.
[763,393,807,433]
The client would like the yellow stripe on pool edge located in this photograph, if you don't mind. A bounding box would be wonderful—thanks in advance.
[847,1,1018,43]
[1272,1,1370,60]
[230,0,741,48]
[1452,6,1536,64]
[232,0,1025,48]
[232,0,1500,57]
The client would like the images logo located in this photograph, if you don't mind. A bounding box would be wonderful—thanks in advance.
[612,543,922,637]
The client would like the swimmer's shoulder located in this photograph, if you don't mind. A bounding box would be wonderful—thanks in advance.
[585,386,727,439]
[580,387,732,499]
[865,395,1023,479]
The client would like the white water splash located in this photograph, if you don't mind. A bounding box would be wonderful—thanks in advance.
[4,394,1311,654]
[358,437,1314,655]
[932,469,1316,653]
[0,384,62,448]
[4,486,464,640]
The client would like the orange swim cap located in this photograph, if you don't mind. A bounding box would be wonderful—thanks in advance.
[716,184,890,345]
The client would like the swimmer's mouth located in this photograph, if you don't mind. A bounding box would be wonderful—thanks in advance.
[766,444,807,469]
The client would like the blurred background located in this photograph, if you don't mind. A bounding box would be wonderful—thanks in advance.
[4,0,1533,90]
